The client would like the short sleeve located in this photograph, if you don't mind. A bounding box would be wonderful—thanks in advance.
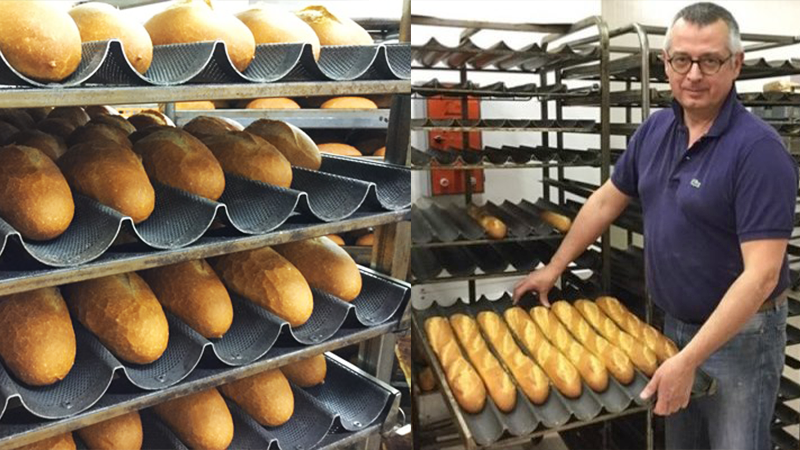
[735,137,798,242]
[610,124,646,198]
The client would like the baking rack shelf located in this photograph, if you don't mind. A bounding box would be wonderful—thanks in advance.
[173,109,392,129]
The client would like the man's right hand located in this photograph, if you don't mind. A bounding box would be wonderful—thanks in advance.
[512,264,561,306]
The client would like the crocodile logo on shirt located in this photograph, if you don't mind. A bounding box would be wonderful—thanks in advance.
[690,178,701,188]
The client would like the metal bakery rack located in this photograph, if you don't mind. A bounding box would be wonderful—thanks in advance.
[0,1,411,449]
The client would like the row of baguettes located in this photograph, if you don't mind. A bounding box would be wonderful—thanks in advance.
[423,296,679,413]
[0,236,360,386]
[1,1,373,82]
[14,354,328,450]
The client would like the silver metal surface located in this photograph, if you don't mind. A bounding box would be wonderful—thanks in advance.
[174,109,391,129]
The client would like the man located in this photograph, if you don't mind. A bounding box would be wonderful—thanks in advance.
[512,3,797,449]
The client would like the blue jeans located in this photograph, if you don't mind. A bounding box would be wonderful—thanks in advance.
[663,301,787,450]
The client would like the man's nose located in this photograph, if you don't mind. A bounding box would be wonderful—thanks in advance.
[685,61,704,81]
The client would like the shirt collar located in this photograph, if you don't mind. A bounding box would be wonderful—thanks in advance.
[670,85,740,138]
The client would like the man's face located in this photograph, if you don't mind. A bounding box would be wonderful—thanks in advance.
[663,18,743,115]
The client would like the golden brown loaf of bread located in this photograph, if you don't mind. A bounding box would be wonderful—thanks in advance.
[75,411,143,450]
[503,307,582,398]
[374,146,386,157]
[37,118,77,141]
[7,130,67,161]
[540,210,572,233]
[0,287,75,386]
[595,296,679,364]
[67,123,132,149]
[467,205,507,240]
[531,306,608,392]
[153,388,233,450]
[220,369,294,426]
[274,237,362,301]
[85,105,119,119]
[49,107,91,129]
[246,98,301,109]
[574,300,658,376]
[424,316,486,413]
[245,119,322,170]
[295,6,374,46]
[133,128,226,201]
[0,145,74,240]
[0,2,81,82]
[280,353,327,387]
[90,115,137,135]
[141,259,233,339]
[449,313,517,412]
[199,131,293,188]
[550,301,634,384]
[127,110,174,130]
[320,97,378,109]
[145,0,255,72]
[213,247,314,326]
[418,366,436,392]
[58,141,155,223]
[15,432,76,450]
[236,5,321,60]
[325,234,345,246]
[182,116,244,140]
[175,101,215,111]
[476,311,549,404]
[318,143,362,157]
[0,109,35,130]
[63,273,169,365]
[356,233,374,246]
[68,2,153,75]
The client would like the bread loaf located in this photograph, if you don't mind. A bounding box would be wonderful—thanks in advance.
[0,2,81,82]
[326,234,345,246]
[15,433,76,450]
[418,366,436,392]
[0,145,74,240]
[175,101,215,111]
[318,143,362,156]
[199,131,292,188]
[424,316,486,413]
[67,123,132,149]
[24,107,52,123]
[574,300,658,376]
[220,369,294,426]
[467,205,507,240]
[213,247,313,326]
[476,311,549,404]
[63,273,169,365]
[69,2,153,74]
[540,210,572,233]
[133,128,226,201]
[85,105,119,119]
[153,388,233,450]
[37,118,77,140]
[274,237,362,301]
[245,119,321,170]
[595,296,678,364]
[530,306,608,392]
[295,6,373,46]
[0,287,75,386]
[145,0,255,72]
[127,110,174,131]
[182,116,243,140]
[90,115,137,135]
[75,411,142,450]
[141,259,233,339]
[356,233,374,246]
[503,307,582,398]
[320,97,378,109]
[551,301,634,384]
[236,5,321,60]
[246,98,301,109]
[280,353,326,387]
[58,141,155,223]
[374,146,386,157]
[449,313,516,412]
[0,109,35,130]
[7,130,67,161]
[49,107,91,129]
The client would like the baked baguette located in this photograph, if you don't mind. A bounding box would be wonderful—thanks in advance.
[7,130,67,161]
[153,388,233,450]
[476,311,549,404]
[467,205,507,240]
[220,369,294,427]
[199,131,292,188]
[48,107,91,129]
[0,287,76,386]
[213,247,313,326]
[141,259,233,339]
[273,237,362,301]
[551,301,634,384]
[75,411,142,450]
[182,116,243,140]
[574,300,658,376]
[503,307,582,398]
[15,433,76,450]
[246,98,301,109]
[245,119,321,170]
[596,296,678,364]
[318,143,362,156]
[540,210,572,233]
[449,313,517,412]
[280,353,326,387]
[295,5,373,46]
[424,316,486,413]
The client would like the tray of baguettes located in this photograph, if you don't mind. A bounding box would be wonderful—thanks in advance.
[411,290,717,447]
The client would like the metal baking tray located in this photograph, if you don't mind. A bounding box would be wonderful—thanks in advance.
[413,80,573,98]
[412,292,716,447]
[0,155,408,267]
[0,40,409,88]
[410,145,602,168]
[0,266,409,422]
[411,118,596,132]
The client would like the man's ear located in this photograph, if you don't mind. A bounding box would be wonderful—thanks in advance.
[732,52,744,78]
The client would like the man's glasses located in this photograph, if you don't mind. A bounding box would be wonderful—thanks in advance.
[666,53,733,75]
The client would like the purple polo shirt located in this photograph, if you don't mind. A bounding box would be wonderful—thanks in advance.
[611,87,798,324]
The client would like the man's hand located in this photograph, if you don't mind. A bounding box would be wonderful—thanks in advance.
[512,264,560,306]
[639,352,697,416]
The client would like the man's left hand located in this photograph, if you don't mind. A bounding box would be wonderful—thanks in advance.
[639,352,697,416]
